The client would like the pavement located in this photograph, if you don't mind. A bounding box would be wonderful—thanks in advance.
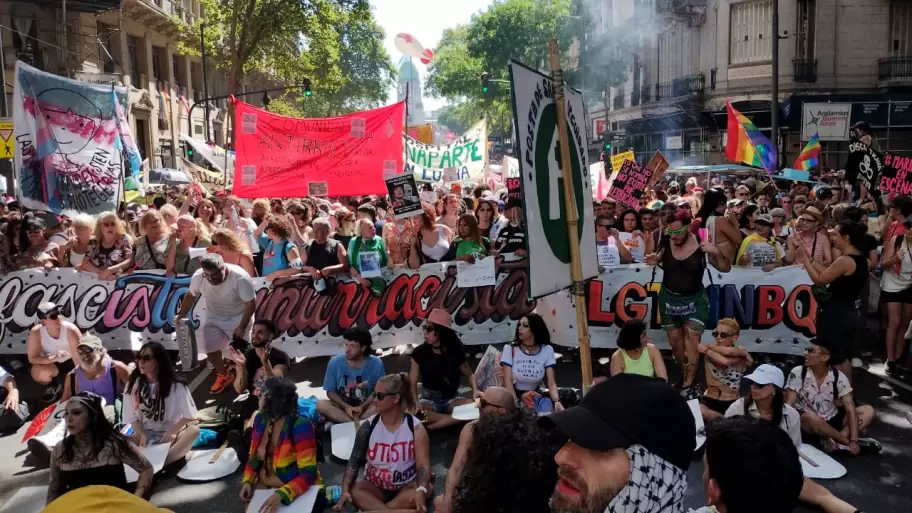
[0,346,911,513]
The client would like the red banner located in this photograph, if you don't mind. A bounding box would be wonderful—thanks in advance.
[231,99,405,198]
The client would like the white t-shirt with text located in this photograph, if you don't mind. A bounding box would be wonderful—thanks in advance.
[500,344,556,392]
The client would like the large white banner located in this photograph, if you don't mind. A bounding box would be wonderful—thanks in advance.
[509,60,598,299]
[0,264,818,357]
[406,120,487,183]
[802,103,852,141]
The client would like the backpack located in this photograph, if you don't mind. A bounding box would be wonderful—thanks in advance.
[368,413,415,436]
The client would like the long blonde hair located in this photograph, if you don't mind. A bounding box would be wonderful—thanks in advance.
[139,210,170,237]
[93,211,127,241]
[211,228,247,253]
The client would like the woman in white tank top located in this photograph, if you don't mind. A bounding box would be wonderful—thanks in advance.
[337,373,432,512]
[880,226,912,371]
[409,204,453,268]
[27,302,81,386]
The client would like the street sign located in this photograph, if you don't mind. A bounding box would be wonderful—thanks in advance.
[0,118,13,159]
[509,60,598,299]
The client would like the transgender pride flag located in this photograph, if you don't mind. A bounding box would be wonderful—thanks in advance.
[111,89,143,194]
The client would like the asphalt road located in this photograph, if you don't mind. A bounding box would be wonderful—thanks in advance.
[1,348,911,513]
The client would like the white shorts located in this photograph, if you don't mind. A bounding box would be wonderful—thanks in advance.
[200,315,244,354]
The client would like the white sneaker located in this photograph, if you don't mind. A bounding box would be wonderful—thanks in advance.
[207,361,215,370]
[851,358,864,368]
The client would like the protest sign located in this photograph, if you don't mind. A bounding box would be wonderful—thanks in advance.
[407,123,434,144]
[12,61,136,216]
[180,158,228,193]
[180,133,234,179]
[845,140,883,195]
[645,151,670,189]
[607,160,653,208]
[591,162,610,201]
[506,177,521,202]
[406,120,487,183]
[597,243,620,267]
[877,151,912,196]
[457,257,496,288]
[610,151,635,173]
[231,99,404,198]
[386,174,422,219]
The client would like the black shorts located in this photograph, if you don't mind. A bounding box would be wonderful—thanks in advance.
[56,360,75,377]
[826,408,847,431]
[701,396,736,415]
[882,287,912,304]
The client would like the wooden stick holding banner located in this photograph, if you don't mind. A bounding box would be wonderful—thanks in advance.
[548,40,594,393]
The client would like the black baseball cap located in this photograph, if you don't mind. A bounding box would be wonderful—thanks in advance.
[539,374,696,471]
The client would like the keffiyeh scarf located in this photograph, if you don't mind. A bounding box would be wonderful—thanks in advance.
[604,445,688,513]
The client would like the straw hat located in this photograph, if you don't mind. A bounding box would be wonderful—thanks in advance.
[802,206,824,223]
[421,308,454,331]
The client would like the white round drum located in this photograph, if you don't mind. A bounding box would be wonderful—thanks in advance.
[177,447,242,482]
[799,444,847,480]
[330,420,368,461]
[451,403,480,421]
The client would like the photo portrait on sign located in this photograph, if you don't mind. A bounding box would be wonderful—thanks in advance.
[358,251,381,278]
[385,174,422,219]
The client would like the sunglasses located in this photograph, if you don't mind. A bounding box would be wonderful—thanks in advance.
[422,324,436,332]
[41,312,60,321]
[597,223,612,229]
[736,193,749,198]
[712,331,735,338]
[137,354,154,362]
[375,391,397,400]
[664,226,688,236]
[77,346,98,355]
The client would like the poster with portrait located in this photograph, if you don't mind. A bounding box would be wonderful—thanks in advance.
[385,174,422,219]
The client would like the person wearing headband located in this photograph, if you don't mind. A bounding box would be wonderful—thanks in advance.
[47,392,153,504]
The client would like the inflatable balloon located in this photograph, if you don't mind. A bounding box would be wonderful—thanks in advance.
[420,48,434,65]
[395,33,430,61]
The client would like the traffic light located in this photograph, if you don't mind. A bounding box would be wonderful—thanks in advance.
[303,78,313,97]
[481,72,490,94]
[604,142,612,150]
[186,144,194,158]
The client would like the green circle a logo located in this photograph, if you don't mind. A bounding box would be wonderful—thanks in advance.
[532,103,585,264]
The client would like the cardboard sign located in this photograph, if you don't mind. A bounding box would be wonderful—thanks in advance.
[645,151,670,190]
[610,151,635,173]
[386,174,423,219]
[308,181,329,197]
[879,151,912,196]
[607,160,653,208]
[846,140,884,195]
[597,243,620,267]
[457,257,497,288]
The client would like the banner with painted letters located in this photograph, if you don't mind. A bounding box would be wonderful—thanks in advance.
[12,61,135,216]
[406,120,486,183]
[0,264,817,357]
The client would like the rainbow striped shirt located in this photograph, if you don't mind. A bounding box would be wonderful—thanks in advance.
[243,413,323,504]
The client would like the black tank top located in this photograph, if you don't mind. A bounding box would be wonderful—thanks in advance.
[828,253,867,305]
[305,238,341,270]
[661,238,706,295]
[60,463,128,494]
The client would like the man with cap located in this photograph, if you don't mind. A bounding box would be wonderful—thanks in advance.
[60,333,131,406]
[174,253,257,395]
[541,374,694,513]
[27,302,82,393]
[735,213,783,271]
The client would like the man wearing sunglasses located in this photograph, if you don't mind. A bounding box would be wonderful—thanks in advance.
[27,302,82,398]
[60,334,131,406]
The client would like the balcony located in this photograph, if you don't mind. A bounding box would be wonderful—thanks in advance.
[640,84,652,104]
[879,57,912,82]
[655,74,705,101]
[657,0,706,12]
[612,94,625,110]
[121,0,184,39]
[793,59,817,83]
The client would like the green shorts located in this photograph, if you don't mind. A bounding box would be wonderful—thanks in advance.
[658,288,709,331]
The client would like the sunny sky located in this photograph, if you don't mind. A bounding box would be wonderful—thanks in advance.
[371,0,493,114]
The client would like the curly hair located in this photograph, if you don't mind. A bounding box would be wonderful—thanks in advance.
[453,408,562,513]
[265,215,292,239]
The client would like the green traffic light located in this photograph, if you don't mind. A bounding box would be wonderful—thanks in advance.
[482,86,489,94]
[305,90,312,97]
[604,143,612,150]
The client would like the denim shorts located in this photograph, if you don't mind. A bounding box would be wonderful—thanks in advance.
[420,389,459,414]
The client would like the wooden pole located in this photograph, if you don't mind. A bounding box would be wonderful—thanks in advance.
[548,40,594,393]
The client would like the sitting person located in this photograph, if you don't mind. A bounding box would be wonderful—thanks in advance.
[335,373,432,513]
[47,392,153,504]
[27,302,82,392]
[123,342,200,466]
[785,338,878,454]
[239,377,325,513]
[60,334,131,406]
[501,313,565,412]
[230,319,291,421]
[317,327,385,423]
[409,309,479,430]
[0,362,27,436]
[609,320,668,381]
[698,319,752,420]
[434,387,516,513]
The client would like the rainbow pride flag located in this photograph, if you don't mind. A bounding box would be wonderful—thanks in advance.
[794,132,821,171]
[725,100,777,172]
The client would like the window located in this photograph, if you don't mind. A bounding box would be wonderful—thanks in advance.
[730,0,772,65]
[194,124,203,135]
[890,0,912,57]
[658,30,677,84]
[97,22,116,73]
[795,0,816,60]
[127,36,141,86]
[151,46,163,81]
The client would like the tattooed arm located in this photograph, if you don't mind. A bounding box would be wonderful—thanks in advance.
[120,440,154,498]
[47,443,65,505]
[341,420,372,494]
[414,422,431,512]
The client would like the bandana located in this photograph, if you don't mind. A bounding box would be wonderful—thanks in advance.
[604,445,687,513]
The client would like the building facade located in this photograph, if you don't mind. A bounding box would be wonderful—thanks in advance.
[591,0,912,169]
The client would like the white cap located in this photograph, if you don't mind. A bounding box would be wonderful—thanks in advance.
[37,302,59,317]
[744,364,784,388]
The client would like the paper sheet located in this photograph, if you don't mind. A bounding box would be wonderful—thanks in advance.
[125,442,170,483]
[457,257,496,288]
[247,486,319,513]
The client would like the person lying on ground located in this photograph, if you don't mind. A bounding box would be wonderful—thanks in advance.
[335,373,432,513]
[239,377,325,513]
[434,386,516,513]
[409,309,479,431]
[317,327,385,424]
[609,320,668,381]
[60,334,131,406]
[698,318,752,421]
[785,338,879,455]
[28,302,81,393]
[123,342,200,466]
[230,319,291,421]
[501,313,566,410]
[47,392,153,504]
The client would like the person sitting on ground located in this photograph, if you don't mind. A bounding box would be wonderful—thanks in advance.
[786,338,879,455]
[230,319,291,421]
[591,359,610,386]
[434,386,516,513]
[239,377,325,513]
[317,327,385,424]
[47,392,153,504]
[335,373,432,513]
[609,320,668,381]
[123,342,200,466]
[410,309,480,431]
[698,319,752,421]
[0,362,27,435]
[540,374,695,513]
[691,416,804,513]
[174,253,257,395]
[736,213,784,271]
[501,313,565,410]
[60,334,131,406]
[28,302,82,391]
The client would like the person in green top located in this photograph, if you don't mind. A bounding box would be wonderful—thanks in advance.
[609,320,668,381]
[348,218,389,295]
[165,214,212,276]
[442,213,490,263]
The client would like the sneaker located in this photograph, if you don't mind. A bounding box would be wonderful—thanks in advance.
[210,372,232,394]
[851,358,864,369]
[27,437,52,462]
[886,361,897,375]
[857,437,882,454]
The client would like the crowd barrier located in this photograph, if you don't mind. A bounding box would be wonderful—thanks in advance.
[0,260,818,357]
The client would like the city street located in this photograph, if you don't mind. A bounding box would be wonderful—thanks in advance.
[0,350,910,513]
